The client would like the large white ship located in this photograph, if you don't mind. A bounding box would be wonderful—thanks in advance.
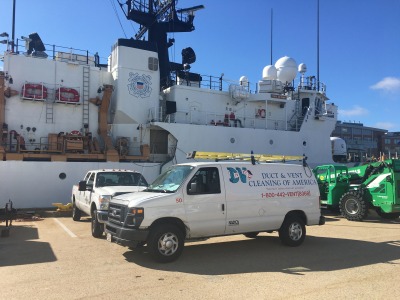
[0,0,339,208]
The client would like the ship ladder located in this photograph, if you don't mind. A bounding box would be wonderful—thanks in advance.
[82,65,90,129]
[46,87,55,123]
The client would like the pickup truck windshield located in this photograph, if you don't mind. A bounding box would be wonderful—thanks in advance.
[146,165,194,193]
[96,172,148,187]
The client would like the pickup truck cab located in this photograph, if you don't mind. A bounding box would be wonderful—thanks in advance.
[105,161,324,262]
[71,169,148,237]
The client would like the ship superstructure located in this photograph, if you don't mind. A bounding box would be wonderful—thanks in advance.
[0,0,338,208]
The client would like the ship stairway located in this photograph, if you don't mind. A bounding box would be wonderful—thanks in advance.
[288,100,304,131]
[82,65,90,128]
[45,88,55,123]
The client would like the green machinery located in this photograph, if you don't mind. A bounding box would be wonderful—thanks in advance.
[313,159,400,221]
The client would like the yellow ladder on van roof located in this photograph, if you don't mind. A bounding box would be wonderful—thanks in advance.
[186,151,305,163]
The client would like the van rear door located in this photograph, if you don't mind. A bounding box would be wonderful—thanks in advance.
[183,166,226,237]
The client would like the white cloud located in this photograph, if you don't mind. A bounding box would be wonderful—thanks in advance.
[338,105,369,117]
[370,77,400,93]
[374,122,397,130]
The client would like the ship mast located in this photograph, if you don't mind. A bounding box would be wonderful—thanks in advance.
[119,0,204,89]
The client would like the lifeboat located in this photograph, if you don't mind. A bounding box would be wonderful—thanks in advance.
[22,83,48,100]
[55,87,80,103]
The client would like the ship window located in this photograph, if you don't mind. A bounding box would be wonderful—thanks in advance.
[148,57,159,71]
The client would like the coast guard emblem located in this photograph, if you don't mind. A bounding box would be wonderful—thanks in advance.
[127,73,152,98]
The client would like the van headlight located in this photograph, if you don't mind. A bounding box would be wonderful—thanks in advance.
[99,195,111,210]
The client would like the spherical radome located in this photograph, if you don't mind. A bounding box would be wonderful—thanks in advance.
[275,56,297,83]
[262,65,278,80]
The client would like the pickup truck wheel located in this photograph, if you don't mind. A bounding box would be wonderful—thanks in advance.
[147,224,184,263]
[91,210,103,238]
[279,216,306,247]
[72,202,81,221]
[339,191,368,221]
[244,232,259,238]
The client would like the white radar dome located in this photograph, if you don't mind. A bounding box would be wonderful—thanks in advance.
[275,56,297,83]
[298,63,307,74]
[239,76,249,87]
[262,65,277,80]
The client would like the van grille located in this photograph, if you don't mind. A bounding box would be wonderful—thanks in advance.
[108,203,128,226]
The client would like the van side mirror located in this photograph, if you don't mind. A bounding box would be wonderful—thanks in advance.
[78,180,87,191]
[188,182,197,194]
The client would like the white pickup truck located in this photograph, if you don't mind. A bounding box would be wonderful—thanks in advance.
[71,169,148,237]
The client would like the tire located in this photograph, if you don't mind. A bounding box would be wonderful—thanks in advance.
[244,232,259,238]
[279,216,306,247]
[339,191,368,221]
[91,210,104,238]
[147,224,184,263]
[72,201,81,221]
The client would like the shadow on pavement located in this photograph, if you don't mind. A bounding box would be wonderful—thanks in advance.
[123,234,400,275]
[0,225,57,267]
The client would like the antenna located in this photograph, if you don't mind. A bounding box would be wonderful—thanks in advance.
[317,0,320,91]
[270,8,273,65]
[12,0,16,52]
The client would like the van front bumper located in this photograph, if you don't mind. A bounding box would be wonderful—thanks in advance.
[105,222,149,248]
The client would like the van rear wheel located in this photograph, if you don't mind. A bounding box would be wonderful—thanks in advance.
[279,216,306,247]
[147,224,184,263]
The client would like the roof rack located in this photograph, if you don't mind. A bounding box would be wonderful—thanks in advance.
[187,151,306,165]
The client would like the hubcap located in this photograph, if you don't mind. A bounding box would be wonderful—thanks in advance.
[288,223,302,241]
[345,199,359,215]
[158,232,179,256]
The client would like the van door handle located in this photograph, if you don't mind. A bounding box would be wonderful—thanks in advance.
[222,204,225,211]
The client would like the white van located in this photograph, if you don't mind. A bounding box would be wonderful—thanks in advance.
[105,161,324,262]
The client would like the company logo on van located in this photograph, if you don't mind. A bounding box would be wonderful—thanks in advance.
[227,167,253,184]
[127,72,152,98]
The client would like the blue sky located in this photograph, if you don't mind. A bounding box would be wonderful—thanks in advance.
[1,0,400,131]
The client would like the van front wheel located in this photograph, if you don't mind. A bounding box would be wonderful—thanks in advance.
[279,216,306,247]
[147,224,184,263]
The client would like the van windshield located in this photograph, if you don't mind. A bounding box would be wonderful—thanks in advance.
[145,165,194,193]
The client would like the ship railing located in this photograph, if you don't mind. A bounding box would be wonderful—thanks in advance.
[297,77,327,94]
[4,138,64,153]
[13,38,106,67]
[160,109,289,131]
[170,71,258,94]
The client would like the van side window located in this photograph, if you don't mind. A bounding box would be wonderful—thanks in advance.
[187,167,221,195]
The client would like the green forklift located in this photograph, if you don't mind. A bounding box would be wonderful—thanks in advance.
[313,159,400,221]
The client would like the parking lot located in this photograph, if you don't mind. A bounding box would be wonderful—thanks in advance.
[1,211,400,300]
